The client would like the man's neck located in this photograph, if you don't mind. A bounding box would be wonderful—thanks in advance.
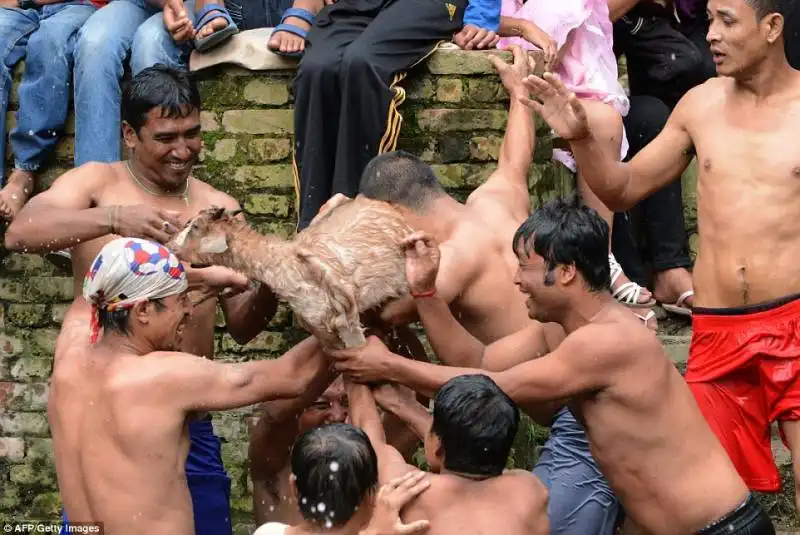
[99,332,157,356]
[441,468,494,481]
[295,516,364,535]
[411,196,464,243]
[734,51,795,100]
[126,157,188,196]
[559,292,616,334]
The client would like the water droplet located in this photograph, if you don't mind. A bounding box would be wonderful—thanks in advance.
[317,502,326,512]
[329,461,339,472]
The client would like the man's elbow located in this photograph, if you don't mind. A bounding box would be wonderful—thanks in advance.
[3,222,30,252]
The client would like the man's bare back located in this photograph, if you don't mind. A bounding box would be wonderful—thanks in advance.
[50,328,195,535]
[561,305,748,532]
[400,470,548,535]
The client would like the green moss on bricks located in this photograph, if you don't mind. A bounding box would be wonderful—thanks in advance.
[198,76,245,109]
[30,492,61,517]
[7,305,48,327]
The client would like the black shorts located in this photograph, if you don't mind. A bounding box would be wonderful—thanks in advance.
[697,494,774,535]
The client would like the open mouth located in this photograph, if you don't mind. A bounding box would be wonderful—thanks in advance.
[167,161,191,172]
[711,51,726,64]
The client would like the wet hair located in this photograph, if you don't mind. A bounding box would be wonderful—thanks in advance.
[359,151,446,211]
[431,375,519,477]
[122,64,201,134]
[513,193,610,292]
[745,0,788,19]
[291,423,379,528]
[98,299,166,336]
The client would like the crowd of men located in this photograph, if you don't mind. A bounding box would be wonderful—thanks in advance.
[2,0,800,532]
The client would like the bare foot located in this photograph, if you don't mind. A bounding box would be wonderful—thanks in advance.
[195,15,230,40]
[268,16,311,55]
[0,169,35,221]
[653,267,695,312]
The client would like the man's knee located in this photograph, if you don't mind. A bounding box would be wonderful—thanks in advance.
[339,43,375,79]
[74,18,127,70]
[130,16,183,74]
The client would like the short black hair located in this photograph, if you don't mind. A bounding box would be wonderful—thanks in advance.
[122,64,201,134]
[98,299,166,336]
[432,375,519,477]
[513,193,610,292]
[291,423,379,528]
[746,0,788,19]
[359,151,446,211]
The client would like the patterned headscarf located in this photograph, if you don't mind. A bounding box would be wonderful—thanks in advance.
[82,238,187,343]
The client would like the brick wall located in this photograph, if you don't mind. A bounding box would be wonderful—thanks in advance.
[2,49,787,533]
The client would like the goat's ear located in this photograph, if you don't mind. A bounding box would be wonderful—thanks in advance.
[198,235,229,254]
[210,206,226,220]
[225,209,243,218]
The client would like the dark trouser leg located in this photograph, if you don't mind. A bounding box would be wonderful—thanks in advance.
[329,0,463,201]
[612,96,691,285]
[614,9,707,109]
[292,3,372,229]
[678,15,716,84]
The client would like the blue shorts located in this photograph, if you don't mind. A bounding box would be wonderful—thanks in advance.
[532,408,622,535]
[63,418,232,535]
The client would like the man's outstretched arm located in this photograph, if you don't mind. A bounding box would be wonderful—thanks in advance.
[467,46,537,223]
[521,72,699,211]
[345,378,414,483]
[5,163,181,252]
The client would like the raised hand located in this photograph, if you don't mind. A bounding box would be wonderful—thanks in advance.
[491,45,536,101]
[519,73,590,141]
[401,232,440,296]
[361,471,431,535]
[327,335,395,384]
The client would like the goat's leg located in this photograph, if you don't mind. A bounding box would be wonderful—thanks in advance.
[338,324,367,348]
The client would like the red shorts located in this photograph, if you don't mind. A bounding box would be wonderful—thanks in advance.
[686,293,800,492]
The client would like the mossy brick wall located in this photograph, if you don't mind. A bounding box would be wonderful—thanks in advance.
[0,50,736,533]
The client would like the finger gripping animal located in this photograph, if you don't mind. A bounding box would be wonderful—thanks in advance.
[168,198,413,349]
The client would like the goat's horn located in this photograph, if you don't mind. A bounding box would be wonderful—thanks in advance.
[210,206,226,219]
[226,209,243,217]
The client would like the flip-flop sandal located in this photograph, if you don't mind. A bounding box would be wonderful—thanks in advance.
[45,249,72,270]
[268,7,314,58]
[634,309,658,331]
[609,253,657,308]
[193,3,240,53]
[661,289,694,317]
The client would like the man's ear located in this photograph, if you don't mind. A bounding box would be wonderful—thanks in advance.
[132,300,152,325]
[122,121,138,150]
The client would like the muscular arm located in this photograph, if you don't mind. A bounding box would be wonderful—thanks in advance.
[163,336,330,411]
[4,164,110,252]
[374,384,433,441]
[382,324,626,404]
[414,294,549,370]
[380,243,477,326]
[569,88,697,211]
[249,361,339,524]
[466,95,535,223]
[345,378,414,483]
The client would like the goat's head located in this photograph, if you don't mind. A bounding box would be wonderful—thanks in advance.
[168,206,242,263]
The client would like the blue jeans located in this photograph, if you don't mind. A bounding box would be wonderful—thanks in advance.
[533,408,622,535]
[0,2,95,185]
[72,0,194,166]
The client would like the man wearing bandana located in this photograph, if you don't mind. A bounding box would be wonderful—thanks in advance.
[49,238,330,535]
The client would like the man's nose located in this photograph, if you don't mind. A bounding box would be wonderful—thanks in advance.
[328,406,348,423]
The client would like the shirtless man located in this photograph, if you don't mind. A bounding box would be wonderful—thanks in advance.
[341,374,549,535]
[324,47,620,535]
[252,425,432,535]
[518,0,800,506]
[329,196,773,535]
[50,238,329,535]
[250,332,428,526]
[4,65,276,535]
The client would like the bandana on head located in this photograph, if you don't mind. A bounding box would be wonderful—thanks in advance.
[83,238,188,343]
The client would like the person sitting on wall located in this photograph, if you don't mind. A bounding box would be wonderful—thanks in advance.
[291,0,501,230]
